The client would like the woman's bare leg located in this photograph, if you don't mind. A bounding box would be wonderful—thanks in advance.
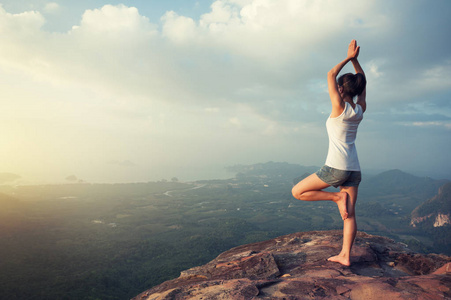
[292,173,348,220]
[328,185,358,266]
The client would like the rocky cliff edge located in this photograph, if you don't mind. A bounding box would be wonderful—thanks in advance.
[132,230,451,299]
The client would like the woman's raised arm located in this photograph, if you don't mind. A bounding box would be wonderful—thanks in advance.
[328,40,360,116]
[351,48,367,112]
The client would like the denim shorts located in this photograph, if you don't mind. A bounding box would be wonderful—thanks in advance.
[316,165,361,188]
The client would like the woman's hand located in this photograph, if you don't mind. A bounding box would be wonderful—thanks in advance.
[347,39,360,60]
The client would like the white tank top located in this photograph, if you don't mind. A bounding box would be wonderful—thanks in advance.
[325,102,363,171]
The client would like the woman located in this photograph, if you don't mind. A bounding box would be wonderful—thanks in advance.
[291,40,367,267]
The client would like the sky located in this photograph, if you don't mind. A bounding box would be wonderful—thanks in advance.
[1,0,450,184]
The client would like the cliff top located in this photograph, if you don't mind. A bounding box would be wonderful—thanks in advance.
[133,230,451,299]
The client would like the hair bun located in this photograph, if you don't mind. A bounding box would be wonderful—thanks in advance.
[338,73,366,97]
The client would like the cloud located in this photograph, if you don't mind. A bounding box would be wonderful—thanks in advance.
[228,117,241,128]
[367,60,384,79]
[2,1,446,115]
[411,121,451,130]
[0,1,450,181]
[73,4,154,34]
[163,0,384,64]
[44,2,60,14]
[162,11,198,43]
[416,62,451,92]
[0,5,45,35]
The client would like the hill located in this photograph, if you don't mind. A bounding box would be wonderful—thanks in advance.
[411,182,451,227]
[359,169,447,198]
[0,173,21,184]
[227,161,318,183]
[409,182,451,255]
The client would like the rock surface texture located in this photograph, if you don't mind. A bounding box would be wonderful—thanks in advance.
[132,231,451,300]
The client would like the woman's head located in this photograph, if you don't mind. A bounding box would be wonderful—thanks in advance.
[337,73,366,98]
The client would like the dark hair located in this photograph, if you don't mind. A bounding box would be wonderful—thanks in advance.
[337,73,366,98]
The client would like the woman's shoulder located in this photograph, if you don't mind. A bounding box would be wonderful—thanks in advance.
[355,103,364,115]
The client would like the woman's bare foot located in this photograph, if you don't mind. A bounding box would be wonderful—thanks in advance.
[334,192,348,220]
[328,254,351,266]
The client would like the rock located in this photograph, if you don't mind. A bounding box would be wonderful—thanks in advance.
[132,230,451,300]
[411,182,451,228]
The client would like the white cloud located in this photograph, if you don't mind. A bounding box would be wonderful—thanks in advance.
[229,117,242,127]
[0,6,45,34]
[0,1,393,110]
[411,121,451,130]
[162,0,384,64]
[367,60,384,79]
[44,2,60,14]
[75,4,154,34]
[162,11,198,43]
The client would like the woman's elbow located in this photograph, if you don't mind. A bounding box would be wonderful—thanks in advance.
[327,70,338,79]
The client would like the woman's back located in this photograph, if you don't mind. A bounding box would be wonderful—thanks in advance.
[325,102,363,171]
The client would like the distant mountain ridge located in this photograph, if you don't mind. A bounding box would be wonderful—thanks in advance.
[0,173,21,184]
[227,162,318,181]
[411,182,451,228]
[229,163,447,184]
[228,163,449,199]
[359,169,448,198]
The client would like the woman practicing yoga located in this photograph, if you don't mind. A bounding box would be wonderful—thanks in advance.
[292,40,367,266]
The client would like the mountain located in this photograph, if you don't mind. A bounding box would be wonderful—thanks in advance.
[228,164,448,197]
[357,169,449,215]
[407,182,451,256]
[227,161,318,182]
[359,169,447,198]
[411,182,451,228]
[0,172,21,184]
[132,230,451,300]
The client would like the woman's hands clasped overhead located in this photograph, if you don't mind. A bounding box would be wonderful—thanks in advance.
[347,40,360,60]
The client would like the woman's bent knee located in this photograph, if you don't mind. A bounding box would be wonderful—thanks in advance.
[291,186,304,200]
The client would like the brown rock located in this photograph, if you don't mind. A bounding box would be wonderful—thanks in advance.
[132,230,451,300]
[433,262,451,275]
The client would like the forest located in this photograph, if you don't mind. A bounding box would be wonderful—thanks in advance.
[0,162,449,300]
